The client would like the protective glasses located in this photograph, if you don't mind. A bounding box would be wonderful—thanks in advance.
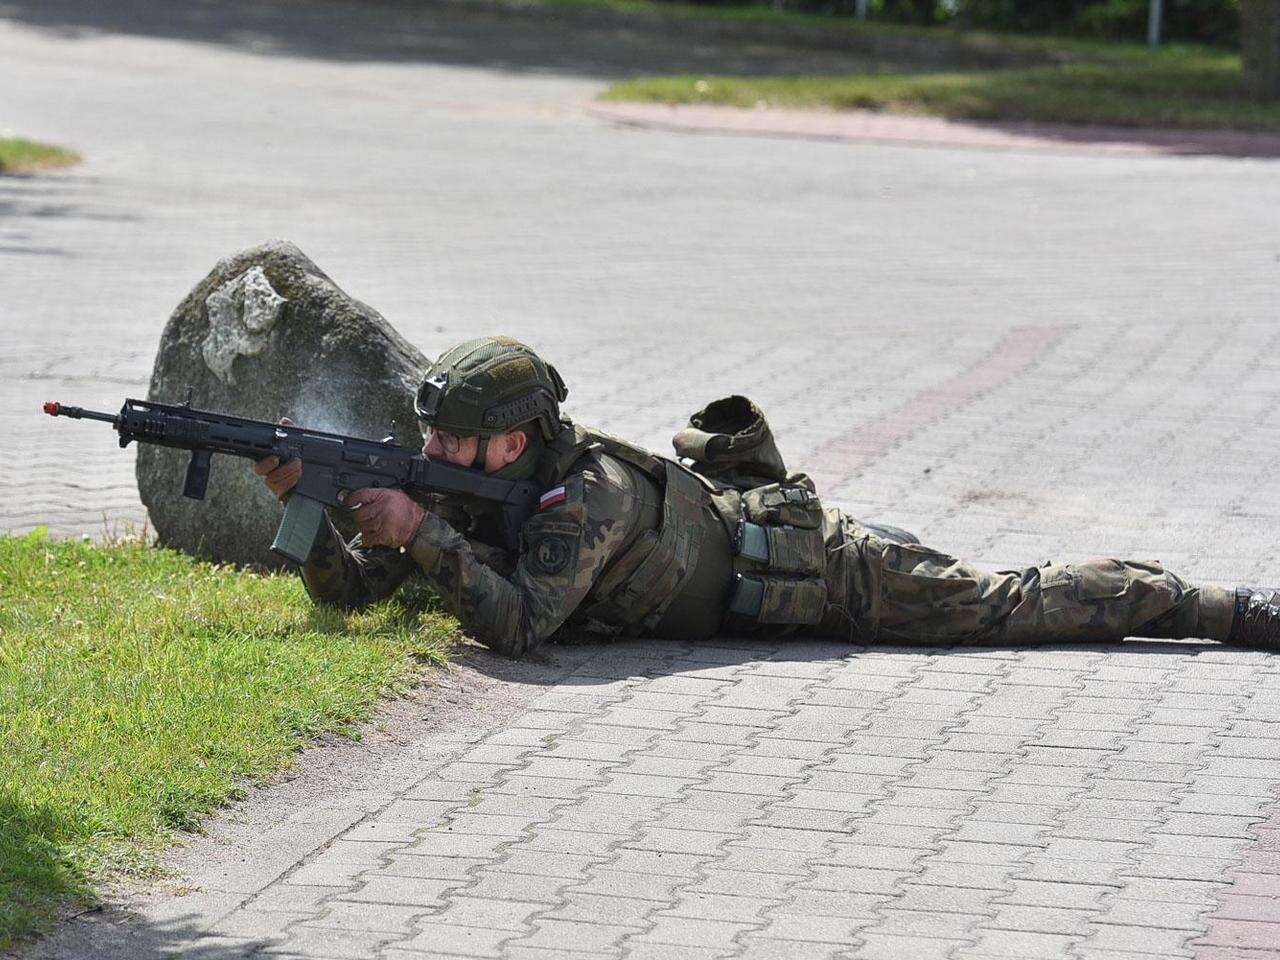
[421,425,464,455]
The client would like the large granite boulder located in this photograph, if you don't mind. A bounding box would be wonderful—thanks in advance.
[137,240,428,567]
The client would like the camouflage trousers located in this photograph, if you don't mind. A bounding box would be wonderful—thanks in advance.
[817,518,1236,645]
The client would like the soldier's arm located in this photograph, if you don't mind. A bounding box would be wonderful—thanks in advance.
[406,467,631,658]
[300,513,417,609]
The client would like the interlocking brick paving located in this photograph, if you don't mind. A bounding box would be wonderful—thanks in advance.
[31,640,1280,959]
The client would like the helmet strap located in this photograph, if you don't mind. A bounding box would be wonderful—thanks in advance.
[471,435,490,471]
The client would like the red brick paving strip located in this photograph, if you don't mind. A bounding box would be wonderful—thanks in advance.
[807,324,1067,492]
[589,102,1280,159]
[1195,800,1280,959]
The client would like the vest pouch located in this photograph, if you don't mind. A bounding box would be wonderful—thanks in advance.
[735,520,825,577]
[729,574,827,625]
[742,483,823,529]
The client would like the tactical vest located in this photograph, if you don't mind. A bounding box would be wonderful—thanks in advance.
[537,422,730,638]
[537,418,831,636]
[670,395,832,628]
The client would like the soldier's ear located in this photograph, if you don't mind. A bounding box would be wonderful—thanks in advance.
[500,429,528,465]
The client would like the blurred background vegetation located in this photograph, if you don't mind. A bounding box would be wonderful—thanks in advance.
[656,0,1241,46]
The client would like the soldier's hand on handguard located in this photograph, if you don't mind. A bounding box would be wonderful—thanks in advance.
[347,487,426,549]
[252,418,301,501]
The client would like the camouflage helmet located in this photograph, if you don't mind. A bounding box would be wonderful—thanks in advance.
[414,337,568,441]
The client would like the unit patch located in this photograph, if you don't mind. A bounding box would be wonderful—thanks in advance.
[531,535,572,574]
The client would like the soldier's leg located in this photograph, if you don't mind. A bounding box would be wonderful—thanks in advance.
[829,525,1245,645]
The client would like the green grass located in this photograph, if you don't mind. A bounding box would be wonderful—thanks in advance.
[0,138,80,173]
[554,0,1275,132]
[0,530,457,948]
[603,52,1280,132]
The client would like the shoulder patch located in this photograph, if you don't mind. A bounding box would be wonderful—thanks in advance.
[530,535,572,574]
[539,485,567,510]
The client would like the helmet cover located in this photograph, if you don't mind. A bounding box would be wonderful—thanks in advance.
[415,336,568,440]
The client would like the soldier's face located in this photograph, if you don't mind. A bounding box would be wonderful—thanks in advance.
[421,428,527,472]
[422,427,473,465]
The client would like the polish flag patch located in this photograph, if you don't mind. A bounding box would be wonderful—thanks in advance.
[539,485,567,510]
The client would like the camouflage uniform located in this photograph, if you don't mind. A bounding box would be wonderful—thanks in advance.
[814,515,1235,646]
[302,446,670,659]
[299,408,1238,659]
[292,336,1273,658]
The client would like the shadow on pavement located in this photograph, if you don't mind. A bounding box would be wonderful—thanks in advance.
[25,911,282,960]
[590,101,1280,161]
[460,634,1227,689]
[0,0,891,80]
[961,117,1280,160]
[0,174,140,258]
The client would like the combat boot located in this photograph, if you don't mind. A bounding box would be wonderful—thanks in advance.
[1226,588,1280,651]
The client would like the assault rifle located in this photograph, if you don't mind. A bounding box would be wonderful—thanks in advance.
[43,397,540,563]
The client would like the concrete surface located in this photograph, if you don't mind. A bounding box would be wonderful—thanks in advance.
[3,1,1280,958]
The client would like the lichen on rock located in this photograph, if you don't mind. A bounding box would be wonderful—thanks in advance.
[201,266,289,385]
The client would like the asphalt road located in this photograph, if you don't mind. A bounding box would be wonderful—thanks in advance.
[4,2,1280,958]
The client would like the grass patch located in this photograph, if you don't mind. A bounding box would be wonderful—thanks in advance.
[0,138,80,174]
[602,51,1280,132]
[569,0,1274,132]
[0,530,457,948]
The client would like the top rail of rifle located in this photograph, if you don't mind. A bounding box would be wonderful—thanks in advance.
[124,398,412,450]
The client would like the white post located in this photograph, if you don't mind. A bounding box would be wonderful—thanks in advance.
[855,0,869,20]
[1148,0,1164,47]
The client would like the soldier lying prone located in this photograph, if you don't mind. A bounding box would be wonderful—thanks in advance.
[250,337,1280,659]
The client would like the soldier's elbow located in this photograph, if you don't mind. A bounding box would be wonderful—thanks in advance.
[474,621,543,661]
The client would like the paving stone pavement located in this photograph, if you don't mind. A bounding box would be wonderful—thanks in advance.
[27,639,1280,960]
[4,1,1280,958]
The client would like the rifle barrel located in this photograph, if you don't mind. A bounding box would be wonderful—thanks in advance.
[43,402,120,425]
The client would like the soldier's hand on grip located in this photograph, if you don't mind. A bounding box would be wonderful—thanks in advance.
[348,487,426,549]
[253,418,300,500]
